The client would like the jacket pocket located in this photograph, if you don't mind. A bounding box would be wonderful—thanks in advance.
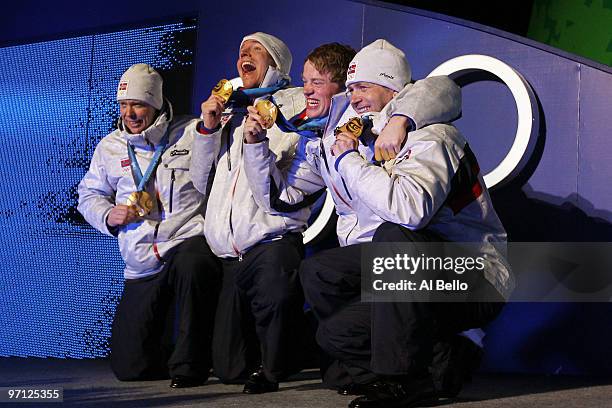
[162,154,190,214]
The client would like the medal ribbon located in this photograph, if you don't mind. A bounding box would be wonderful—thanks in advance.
[228,78,290,107]
[274,106,328,139]
[127,126,170,192]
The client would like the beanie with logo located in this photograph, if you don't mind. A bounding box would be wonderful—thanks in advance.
[116,63,164,110]
[345,39,411,92]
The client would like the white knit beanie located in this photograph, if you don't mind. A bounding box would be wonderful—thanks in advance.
[116,63,164,110]
[345,39,411,92]
[241,32,292,76]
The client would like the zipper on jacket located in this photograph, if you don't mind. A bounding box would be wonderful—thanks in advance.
[228,166,243,261]
[228,206,243,261]
[224,121,233,171]
[169,169,175,213]
[320,139,331,174]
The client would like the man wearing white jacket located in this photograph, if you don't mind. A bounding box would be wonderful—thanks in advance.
[243,39,513,408]
[190,32,312,394]
[320,40,512,408]
[78,64,221,388]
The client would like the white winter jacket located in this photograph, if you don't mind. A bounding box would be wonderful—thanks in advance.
[78,103,207,279]
[190,87,308,258]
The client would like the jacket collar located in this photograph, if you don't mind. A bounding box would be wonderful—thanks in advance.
[325,93,351,137]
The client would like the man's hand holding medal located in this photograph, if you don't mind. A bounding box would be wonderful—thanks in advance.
[244,99,277,144]
[200,79,234,130]
[331,117,362,156]
[107,203,140,227]
[108,188,154,227]
[331,115,411,161]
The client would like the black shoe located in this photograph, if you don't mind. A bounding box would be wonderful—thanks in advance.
[169,375,206,388]
[242,368,279,394]
[348,378,437,408]
[430,334,483,398]
[337,382,374,396]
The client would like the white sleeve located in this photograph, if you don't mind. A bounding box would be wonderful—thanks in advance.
[335,127,458,229]
[189,121,222,195]
[243,136,327,215]
[373,75,461,133]
[77,144,117,236]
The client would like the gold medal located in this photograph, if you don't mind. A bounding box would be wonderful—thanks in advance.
[212,79,234,104]
[335,117,364,137]
[126,191,154,217]
[255,99,278,129]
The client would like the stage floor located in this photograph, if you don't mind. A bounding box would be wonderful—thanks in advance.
[0,358,611,407]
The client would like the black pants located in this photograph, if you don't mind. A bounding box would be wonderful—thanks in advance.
[212,233,309,383]
[300,223,504,384]
[110,236,221,381]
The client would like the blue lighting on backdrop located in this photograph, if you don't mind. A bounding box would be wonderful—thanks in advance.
[0,20,196,358]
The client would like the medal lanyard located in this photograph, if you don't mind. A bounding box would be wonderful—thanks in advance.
[227,79,290,106]
[297,117,327,132]
[127,128,170,192]
[275,106,327,139]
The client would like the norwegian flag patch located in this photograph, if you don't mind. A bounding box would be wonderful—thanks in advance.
[347,63,356,80]
[121,158,131,168]
[221,114,233,127]
[117,80,129,97]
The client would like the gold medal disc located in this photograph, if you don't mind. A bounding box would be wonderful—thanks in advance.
[126,191,154,217]
[334,117,364,137]
[212,79,234,104]
[255,100,278,129]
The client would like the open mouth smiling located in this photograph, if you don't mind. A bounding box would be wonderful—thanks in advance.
[355,105,370,114]
[307,98,319,107]
[241,61,257,73]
